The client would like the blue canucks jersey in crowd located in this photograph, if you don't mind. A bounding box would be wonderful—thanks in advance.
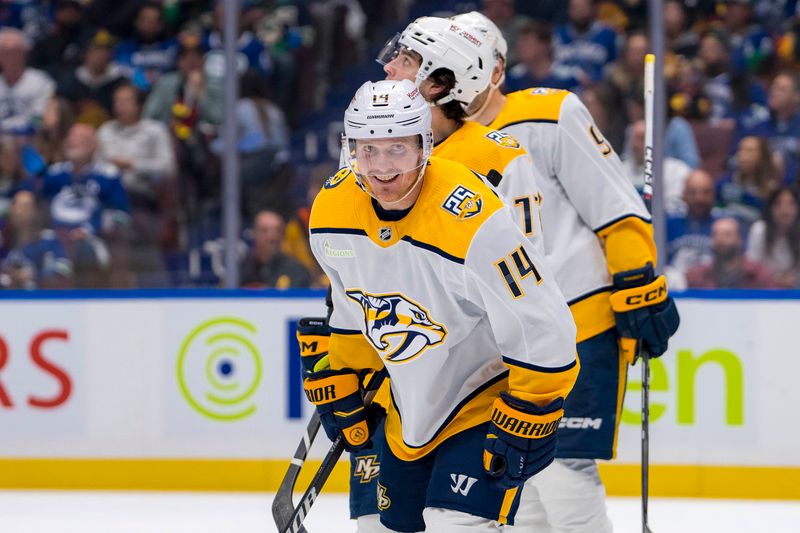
[552,21,617,82]
[667,214,718,274]
[203,31,272,78]
[31,161,130,234]
[115,38,179,90]
[0,229,71,288]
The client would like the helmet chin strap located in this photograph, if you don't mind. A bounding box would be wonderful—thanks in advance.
[367,161,427,209]
[464,80,500,121]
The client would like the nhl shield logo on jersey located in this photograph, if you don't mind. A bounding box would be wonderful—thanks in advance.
[443,185,483,220]
[345,290,447,363]
[485,130,520,149]
[324,167,351,189]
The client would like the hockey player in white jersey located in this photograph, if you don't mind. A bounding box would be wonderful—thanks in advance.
[319,18,553,532]
[303,79,579,532]
[447,11,681,532]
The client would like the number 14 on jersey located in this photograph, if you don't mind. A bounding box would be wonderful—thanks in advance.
[494,244,543,299]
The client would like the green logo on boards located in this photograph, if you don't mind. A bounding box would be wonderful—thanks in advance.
[176,317,262,421]
[622,348,744,427]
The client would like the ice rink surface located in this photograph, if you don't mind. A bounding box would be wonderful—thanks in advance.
[0,491,798,532]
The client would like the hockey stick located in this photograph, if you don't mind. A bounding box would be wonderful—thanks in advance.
[272,368,388,533]
[640,53,656,533]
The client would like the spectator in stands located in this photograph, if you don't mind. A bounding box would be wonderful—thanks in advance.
[203,1,272,79]
[97,83,175,287]
[0,136,28,216]
[552,0,618,82]
[687,217,777,288]
[240,209,311,288]
[720,0,775,76]
[37,124,130,287]
[0,190,72,289]
[665,0,699,57]
[762,72,800,184]
[0,28,55,134]
[717,135,779,226]
[505,20,582,93]
[607,29,649,101]
[56,30,126,126]
[143,34,223,129]
[32,96,75,166]
[30,0,91,77]
[699,31,767,124]
[211,70,290,221]
[114,2,178,90]
[623,119,691,216]
[668,169,721,275]
[746,187,800,288]
[482,0,532,68]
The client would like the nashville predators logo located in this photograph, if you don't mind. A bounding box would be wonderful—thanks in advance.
[324,167,351,189]
[353,455,381,484]
[345,290,447,363]
[442,185,483,220]
[485,130,520,149]
[377,482,391,511]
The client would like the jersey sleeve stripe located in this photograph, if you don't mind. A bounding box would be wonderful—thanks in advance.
[566,285,613,306]
[501,356,578,374]
[495,118,559,128]
[329,327,362,335]
[310,227,368,236]
[400,236,465,264]
[592,213,652,234]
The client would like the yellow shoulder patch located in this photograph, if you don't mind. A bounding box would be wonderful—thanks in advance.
[491,88,571,128]
[309,168,364,231]
[433,121,526,181]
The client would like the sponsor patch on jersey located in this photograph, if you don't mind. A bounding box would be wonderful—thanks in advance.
[442,185,483,220]
[485,130,520,149]
[345,290,447,363]
[324,167,350,189]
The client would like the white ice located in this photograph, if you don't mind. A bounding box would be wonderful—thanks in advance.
[0,491,798,532]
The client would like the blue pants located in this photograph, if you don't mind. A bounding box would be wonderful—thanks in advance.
[351,422,522,531]
[555,328,624,459]
[348,329,623,520]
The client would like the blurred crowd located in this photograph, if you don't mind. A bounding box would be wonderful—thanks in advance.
[1,0,799,291]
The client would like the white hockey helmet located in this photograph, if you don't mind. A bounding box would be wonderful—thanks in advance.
[451,11,508,62]
[377,17,496,111]
[342,79,433,200]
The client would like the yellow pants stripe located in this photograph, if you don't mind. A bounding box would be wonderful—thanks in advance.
[498,485,519,524]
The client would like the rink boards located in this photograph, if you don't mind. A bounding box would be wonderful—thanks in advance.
[0,289,798,499]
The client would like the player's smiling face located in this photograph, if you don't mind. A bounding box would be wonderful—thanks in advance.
[383,49,422,83]
[356,136,423,208]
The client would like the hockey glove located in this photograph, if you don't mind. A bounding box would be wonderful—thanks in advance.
[303,368,375,451]
[296,317,331,375]
[483,393,564,490]
[610,264,680,360]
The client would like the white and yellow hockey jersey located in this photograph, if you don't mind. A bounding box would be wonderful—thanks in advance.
[309,157,579,461]
[433,120,546,252]
[488,89,656,343]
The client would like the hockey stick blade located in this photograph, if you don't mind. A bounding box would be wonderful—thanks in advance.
[272,369,388,533]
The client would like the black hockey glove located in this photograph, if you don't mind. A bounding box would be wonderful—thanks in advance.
[610,264,680,361]
[483,393,564,490]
